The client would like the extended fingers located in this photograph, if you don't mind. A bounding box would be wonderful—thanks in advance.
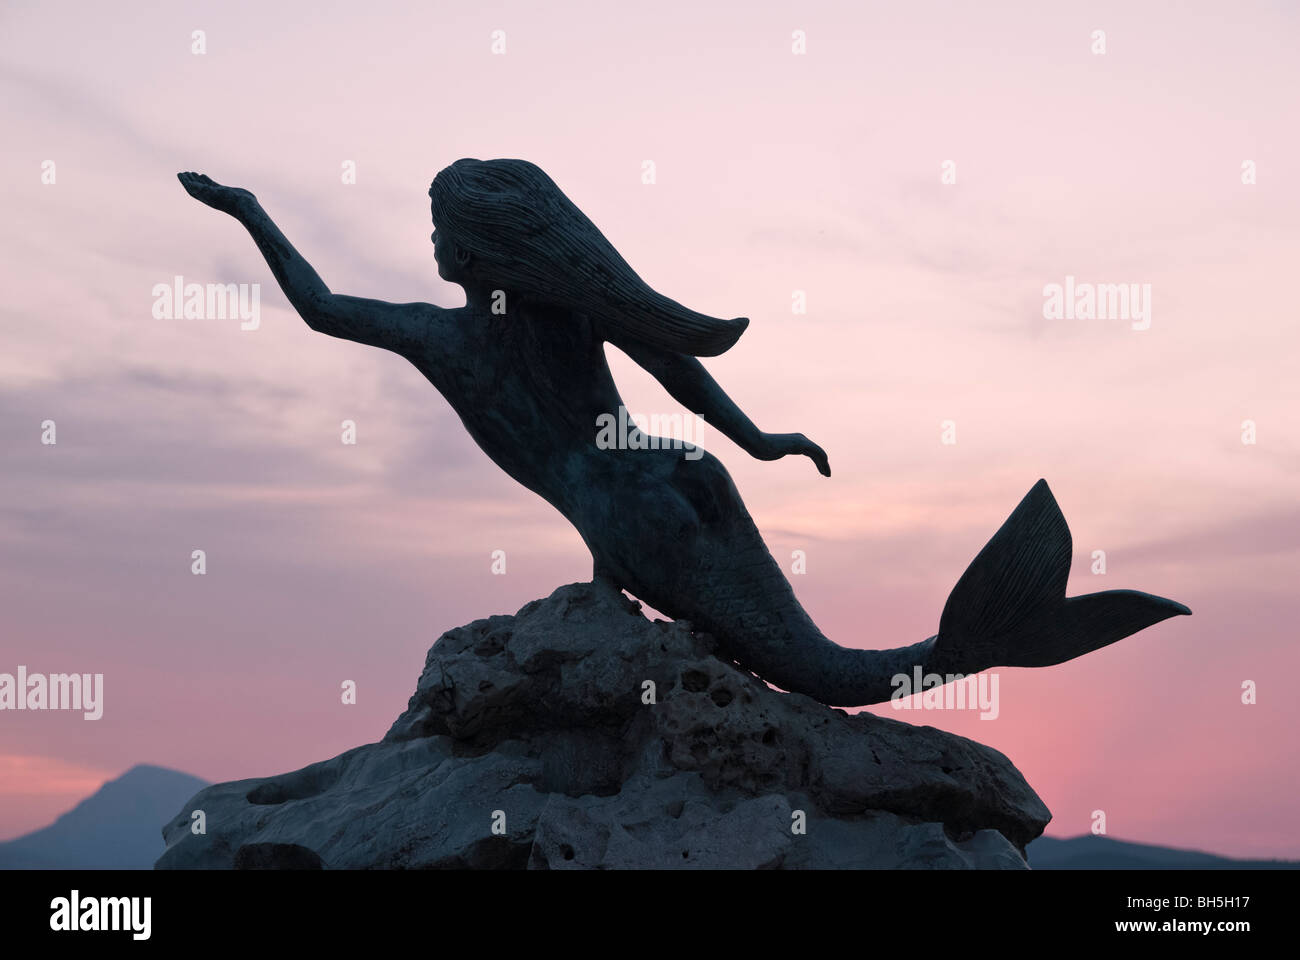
[176,171,218,188]
[797,436,831,476]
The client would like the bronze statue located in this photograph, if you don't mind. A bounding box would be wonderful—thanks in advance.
[177,160,1189,707]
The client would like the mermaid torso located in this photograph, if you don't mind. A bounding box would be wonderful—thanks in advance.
[406,303,681,534]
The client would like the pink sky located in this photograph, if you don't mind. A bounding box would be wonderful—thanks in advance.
[2,1,1298,858]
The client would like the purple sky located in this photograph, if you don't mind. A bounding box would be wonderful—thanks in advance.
[2,0,1298,858]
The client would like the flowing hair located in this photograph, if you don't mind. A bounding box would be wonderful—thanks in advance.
[428,158,748,356]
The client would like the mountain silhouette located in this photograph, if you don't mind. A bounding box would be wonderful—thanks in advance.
[1027,834,1299,869]
[0,764,208,869]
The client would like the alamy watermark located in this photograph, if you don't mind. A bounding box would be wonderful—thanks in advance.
[1043,275,1151,330]
[596,405,704,460]
[152,275,260,330]
[890,667,999,719]
[50,890,150,940]
[0,666,103,719]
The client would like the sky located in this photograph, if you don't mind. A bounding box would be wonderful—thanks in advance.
[1,0,1297,859]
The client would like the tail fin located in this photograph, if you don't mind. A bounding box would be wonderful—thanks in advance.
[935,479,1190,671]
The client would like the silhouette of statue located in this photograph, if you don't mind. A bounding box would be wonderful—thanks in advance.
[178,161,1189,707]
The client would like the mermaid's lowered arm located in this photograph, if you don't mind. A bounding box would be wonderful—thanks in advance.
[612,333,831,476]
[177,173,436,356]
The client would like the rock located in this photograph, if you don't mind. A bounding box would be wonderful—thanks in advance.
[157,582,1050,869]
[233,842,325,870]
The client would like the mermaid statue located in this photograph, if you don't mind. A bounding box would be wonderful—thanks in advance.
[177,160,1189,707]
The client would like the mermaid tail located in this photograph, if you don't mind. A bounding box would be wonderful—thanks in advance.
[641,477,1189,708]
[930,479,1190,672]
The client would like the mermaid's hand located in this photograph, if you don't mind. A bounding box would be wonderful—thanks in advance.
[758,432,831,477]
[177,172,256,216]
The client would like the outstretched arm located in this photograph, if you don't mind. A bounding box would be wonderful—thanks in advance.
[177,172,434,356]
[611,333,831,476]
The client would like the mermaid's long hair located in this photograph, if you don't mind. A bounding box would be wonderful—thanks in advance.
[429,158,748,356]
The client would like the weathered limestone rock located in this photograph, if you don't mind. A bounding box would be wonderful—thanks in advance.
[158,582,1049,869]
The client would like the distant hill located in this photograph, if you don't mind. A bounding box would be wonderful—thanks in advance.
[1027,834,1300,870]
[0,764,208,869]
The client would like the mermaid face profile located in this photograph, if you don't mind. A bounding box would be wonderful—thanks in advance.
[430,225,472,286]
[178,160,1188,709]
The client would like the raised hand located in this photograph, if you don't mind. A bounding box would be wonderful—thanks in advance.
[177,172,256,217]
[759,432,831,476]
